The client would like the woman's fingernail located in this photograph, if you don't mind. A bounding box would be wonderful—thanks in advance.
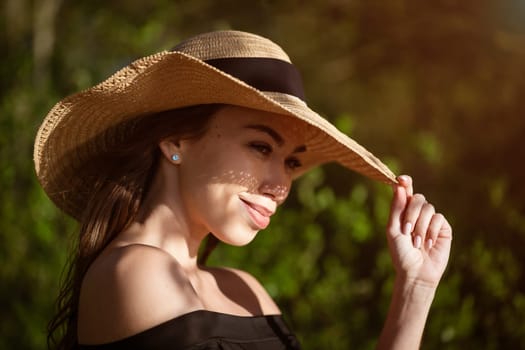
[403,222,412,235]
[414,235,422,249]
[399,175,410,183]
[426,239,433,250]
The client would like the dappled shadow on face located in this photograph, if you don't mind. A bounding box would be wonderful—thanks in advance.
[208,169,290,203]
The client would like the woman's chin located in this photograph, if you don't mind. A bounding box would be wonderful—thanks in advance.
[215,227,260,247]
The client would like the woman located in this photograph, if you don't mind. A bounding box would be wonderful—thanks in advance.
[35,30,452,349]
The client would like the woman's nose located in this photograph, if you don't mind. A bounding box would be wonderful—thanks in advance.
[258,164,291,204]
[259,183,290,204]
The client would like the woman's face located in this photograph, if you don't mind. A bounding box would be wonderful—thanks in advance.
[176,105,307,246]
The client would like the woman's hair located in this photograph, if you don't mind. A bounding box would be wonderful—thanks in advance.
[47,104,223,349]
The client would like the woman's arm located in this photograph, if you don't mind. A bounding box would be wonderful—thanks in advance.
[377,175,453,349]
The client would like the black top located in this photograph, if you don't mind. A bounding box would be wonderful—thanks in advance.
[77,310,301,349]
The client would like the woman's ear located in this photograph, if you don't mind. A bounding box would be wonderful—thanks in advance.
[159,139,182,164]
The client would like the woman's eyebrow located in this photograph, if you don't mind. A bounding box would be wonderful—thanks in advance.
[243,124,307,153]
[243,124,284,146]
[293,145,307,153]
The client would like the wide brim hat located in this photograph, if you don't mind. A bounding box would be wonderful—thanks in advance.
[34,30,396,220]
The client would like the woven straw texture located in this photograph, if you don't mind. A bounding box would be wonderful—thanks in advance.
[34,30,396,219]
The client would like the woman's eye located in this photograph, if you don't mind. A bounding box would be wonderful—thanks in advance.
[250,142,272,155]
[286,157,302,170]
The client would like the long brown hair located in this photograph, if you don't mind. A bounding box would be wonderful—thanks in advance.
[47,104,223,349]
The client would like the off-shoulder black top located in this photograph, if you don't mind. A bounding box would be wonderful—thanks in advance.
[77,310,301,349]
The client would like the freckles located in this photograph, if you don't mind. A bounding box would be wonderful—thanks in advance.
[273,185,289,197]
[209,169,258,189]
[237,171,258,189]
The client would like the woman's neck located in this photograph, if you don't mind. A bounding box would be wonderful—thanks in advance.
[117,163,209,272]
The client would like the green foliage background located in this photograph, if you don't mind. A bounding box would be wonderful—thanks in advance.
[2,0,525,349]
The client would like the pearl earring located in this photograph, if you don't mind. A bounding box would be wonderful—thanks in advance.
[171,154,180,161]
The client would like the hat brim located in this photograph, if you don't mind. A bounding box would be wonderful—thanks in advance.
[34,51,396,219]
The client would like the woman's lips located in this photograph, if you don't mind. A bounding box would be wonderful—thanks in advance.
[240,199,272,230]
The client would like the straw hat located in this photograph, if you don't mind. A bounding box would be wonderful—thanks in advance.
[34,30,396,220]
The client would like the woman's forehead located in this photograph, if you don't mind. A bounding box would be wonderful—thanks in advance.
[211,106,308,143]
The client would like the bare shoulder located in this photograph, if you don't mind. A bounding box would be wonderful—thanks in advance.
[205,266,281,316]
[78,244,202,344]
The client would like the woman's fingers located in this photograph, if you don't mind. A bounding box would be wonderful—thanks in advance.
[398,175,413,197]
[388,175,413,234]
[413,202,435,249]
[386,175,452,285]
[387,185,408,235]
[389,175,448,251]
[397,186,441,250]
[426,213,445,248]
[402,193,426,236]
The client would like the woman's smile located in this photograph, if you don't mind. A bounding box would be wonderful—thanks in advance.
[238,192,276,230]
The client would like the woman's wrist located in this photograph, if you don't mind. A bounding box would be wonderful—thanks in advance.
[393,274,438,306]
[377,277,437,350]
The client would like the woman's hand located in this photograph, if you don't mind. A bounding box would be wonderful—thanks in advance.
[377,175,452,349]
[386,175,452,288]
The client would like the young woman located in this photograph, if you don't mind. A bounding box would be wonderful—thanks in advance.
[35,30,452,349]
